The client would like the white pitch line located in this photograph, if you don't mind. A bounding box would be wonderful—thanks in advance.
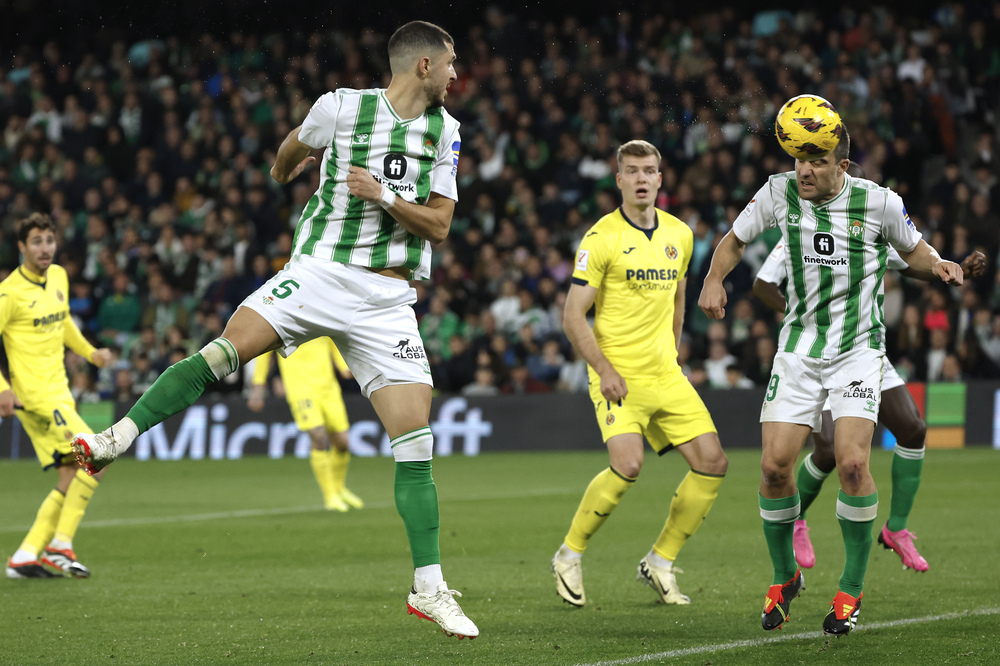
[0,486,579,533]
[574,606,1000,666]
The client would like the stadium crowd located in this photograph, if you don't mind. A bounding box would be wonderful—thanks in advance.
[2,5,1000,400]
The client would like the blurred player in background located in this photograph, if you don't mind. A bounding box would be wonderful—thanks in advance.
[752,163,986,575]
[248,337,364,512]
[4,213,112,579]
[551,140,728,608]
[73,21,478,639]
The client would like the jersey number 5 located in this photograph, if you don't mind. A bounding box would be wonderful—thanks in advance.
[272,279,301,300]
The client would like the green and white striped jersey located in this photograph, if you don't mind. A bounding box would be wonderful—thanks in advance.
[734,172,922,359]
[294,88,462,279]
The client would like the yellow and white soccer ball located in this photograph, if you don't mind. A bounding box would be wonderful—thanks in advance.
[774,95,844,160]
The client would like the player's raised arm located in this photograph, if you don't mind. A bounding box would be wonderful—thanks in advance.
[698,230,748,320]
[897,239,963,286]
[563,282,627,402]
[900,250,986,282]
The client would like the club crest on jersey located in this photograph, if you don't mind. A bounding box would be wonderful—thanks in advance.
[422,139,435,158]
[665,246,678,260]
[606,413,615,425]
[850,219,865,237]
[354,133,370,144]
[56,290,64,302]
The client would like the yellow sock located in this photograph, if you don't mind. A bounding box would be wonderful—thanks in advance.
[53,470,99,545]
[331,449,350,495]
[309,449,338,503]
[21,489,65,557]
[653,470,724,561]
[564,467,635,553]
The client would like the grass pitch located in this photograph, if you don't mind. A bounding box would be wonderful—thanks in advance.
[1,447,997,665]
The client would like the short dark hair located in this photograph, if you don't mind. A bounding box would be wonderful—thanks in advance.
[17,212,56,244]
[833,125,851,162]
[388,21,453,73]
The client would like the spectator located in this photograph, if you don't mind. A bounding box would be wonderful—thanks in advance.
[500,360,550,394]
[97,271,142,344]
[462,366,500,397]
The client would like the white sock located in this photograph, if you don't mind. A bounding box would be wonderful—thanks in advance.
[11,548,37,564]
[556,543,583,560]
[111,417,139,453]
[647,550,673,569]
[414,564,444,593]
[48,538,72,551]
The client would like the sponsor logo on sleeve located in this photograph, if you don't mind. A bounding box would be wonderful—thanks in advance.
[903,206,915,229]
[743,198,756,217]
[576,249,589,271]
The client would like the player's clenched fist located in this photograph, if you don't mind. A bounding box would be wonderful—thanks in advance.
[346,166,382,201]
[698,277,728,320]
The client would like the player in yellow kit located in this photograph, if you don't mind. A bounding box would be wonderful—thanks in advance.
[248,336,363,512]
[551,140,728,607]
[4,213,112,578]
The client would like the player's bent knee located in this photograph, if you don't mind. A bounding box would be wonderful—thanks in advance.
[760,462,793,489]
[392,428,434,463]
[199,338,240,380]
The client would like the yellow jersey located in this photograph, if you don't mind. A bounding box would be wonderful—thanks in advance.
[252,337,349,394]
[572,207,693,379]
[0,264,96,411]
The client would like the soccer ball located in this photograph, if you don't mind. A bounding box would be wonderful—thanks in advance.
[774,95,844,161]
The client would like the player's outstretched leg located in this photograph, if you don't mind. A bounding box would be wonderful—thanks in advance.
[73,338,240,474]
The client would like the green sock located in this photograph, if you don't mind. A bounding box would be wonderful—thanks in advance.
[836,490,878,596]
[126,354,219,433]
[796,453,830,520]
[760,493,800,584]
[394,461,441,568]
[888,447,924,532]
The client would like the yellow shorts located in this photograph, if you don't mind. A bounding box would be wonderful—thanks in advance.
[286,385,349,434]
[18,402,93,470]
[589,371,717,454]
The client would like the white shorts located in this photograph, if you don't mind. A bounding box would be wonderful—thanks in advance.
[820,358,903,413]
[240,255,432,398]
[761,348,885,431]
